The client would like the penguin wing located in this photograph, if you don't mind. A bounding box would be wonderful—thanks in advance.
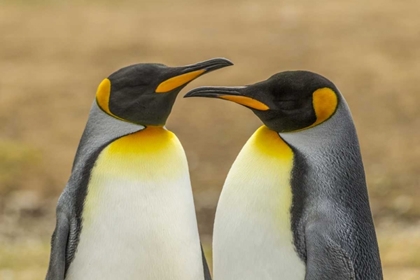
[304,224,356,280]
[45,209,70,280]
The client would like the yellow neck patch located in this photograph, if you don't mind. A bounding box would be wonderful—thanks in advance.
[220,95,270,111]
[251,125,293,161]
[95,78,125,121]
[155,70,205,93]
[309,87,338,128]
[90,126,183,181]
[107,126,174,156]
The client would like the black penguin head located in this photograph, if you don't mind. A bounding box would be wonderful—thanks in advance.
[184,71,340,132]
[96,58,232,126]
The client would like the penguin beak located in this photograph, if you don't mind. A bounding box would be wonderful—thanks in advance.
[155,58,233,93]
[184,86,270,111]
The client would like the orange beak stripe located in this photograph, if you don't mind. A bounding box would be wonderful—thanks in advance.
[220,95,270,111]
[155,69,206,93]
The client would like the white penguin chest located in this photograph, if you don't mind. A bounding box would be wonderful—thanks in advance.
[65,127,204,280]
[213,126,305,280]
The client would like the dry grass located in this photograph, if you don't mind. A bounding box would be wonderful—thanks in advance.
[0,0,419,279]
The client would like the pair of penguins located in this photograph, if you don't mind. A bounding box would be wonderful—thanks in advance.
[46,58,383,280]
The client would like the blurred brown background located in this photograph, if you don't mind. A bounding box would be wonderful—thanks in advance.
[0,0,419,279]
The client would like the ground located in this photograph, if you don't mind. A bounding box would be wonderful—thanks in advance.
[0,0,419,279]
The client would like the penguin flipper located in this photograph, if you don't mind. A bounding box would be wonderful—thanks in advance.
[305,226,356,280]
[45,212,70,280]
[201,245,212,280]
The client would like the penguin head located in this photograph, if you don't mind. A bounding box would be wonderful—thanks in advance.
[96,58,232,126]
[184,71,339,133]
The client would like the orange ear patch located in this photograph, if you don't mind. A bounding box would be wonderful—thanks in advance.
[95,78,124,120]
[310,87,338,127]
[220,95,270,111]
[155,70,205,93]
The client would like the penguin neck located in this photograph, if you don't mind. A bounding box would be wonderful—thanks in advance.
[212,125,305,280]
[280,95,367,202]
[72,102,143,172]
[115,125,170,149]
[279,100,366,204]
[280,96,358,153]
[92,125,185,182]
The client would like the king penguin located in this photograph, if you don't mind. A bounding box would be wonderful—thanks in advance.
[185,71,383,280]
[45,58,232,280]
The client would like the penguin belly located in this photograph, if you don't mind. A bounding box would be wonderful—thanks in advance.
[213,126,305,280]
[65,127,204,280]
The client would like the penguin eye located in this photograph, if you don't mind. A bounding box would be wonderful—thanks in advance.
[276,100,299,110]
[113,78,149,89]
[127,79,150,88]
